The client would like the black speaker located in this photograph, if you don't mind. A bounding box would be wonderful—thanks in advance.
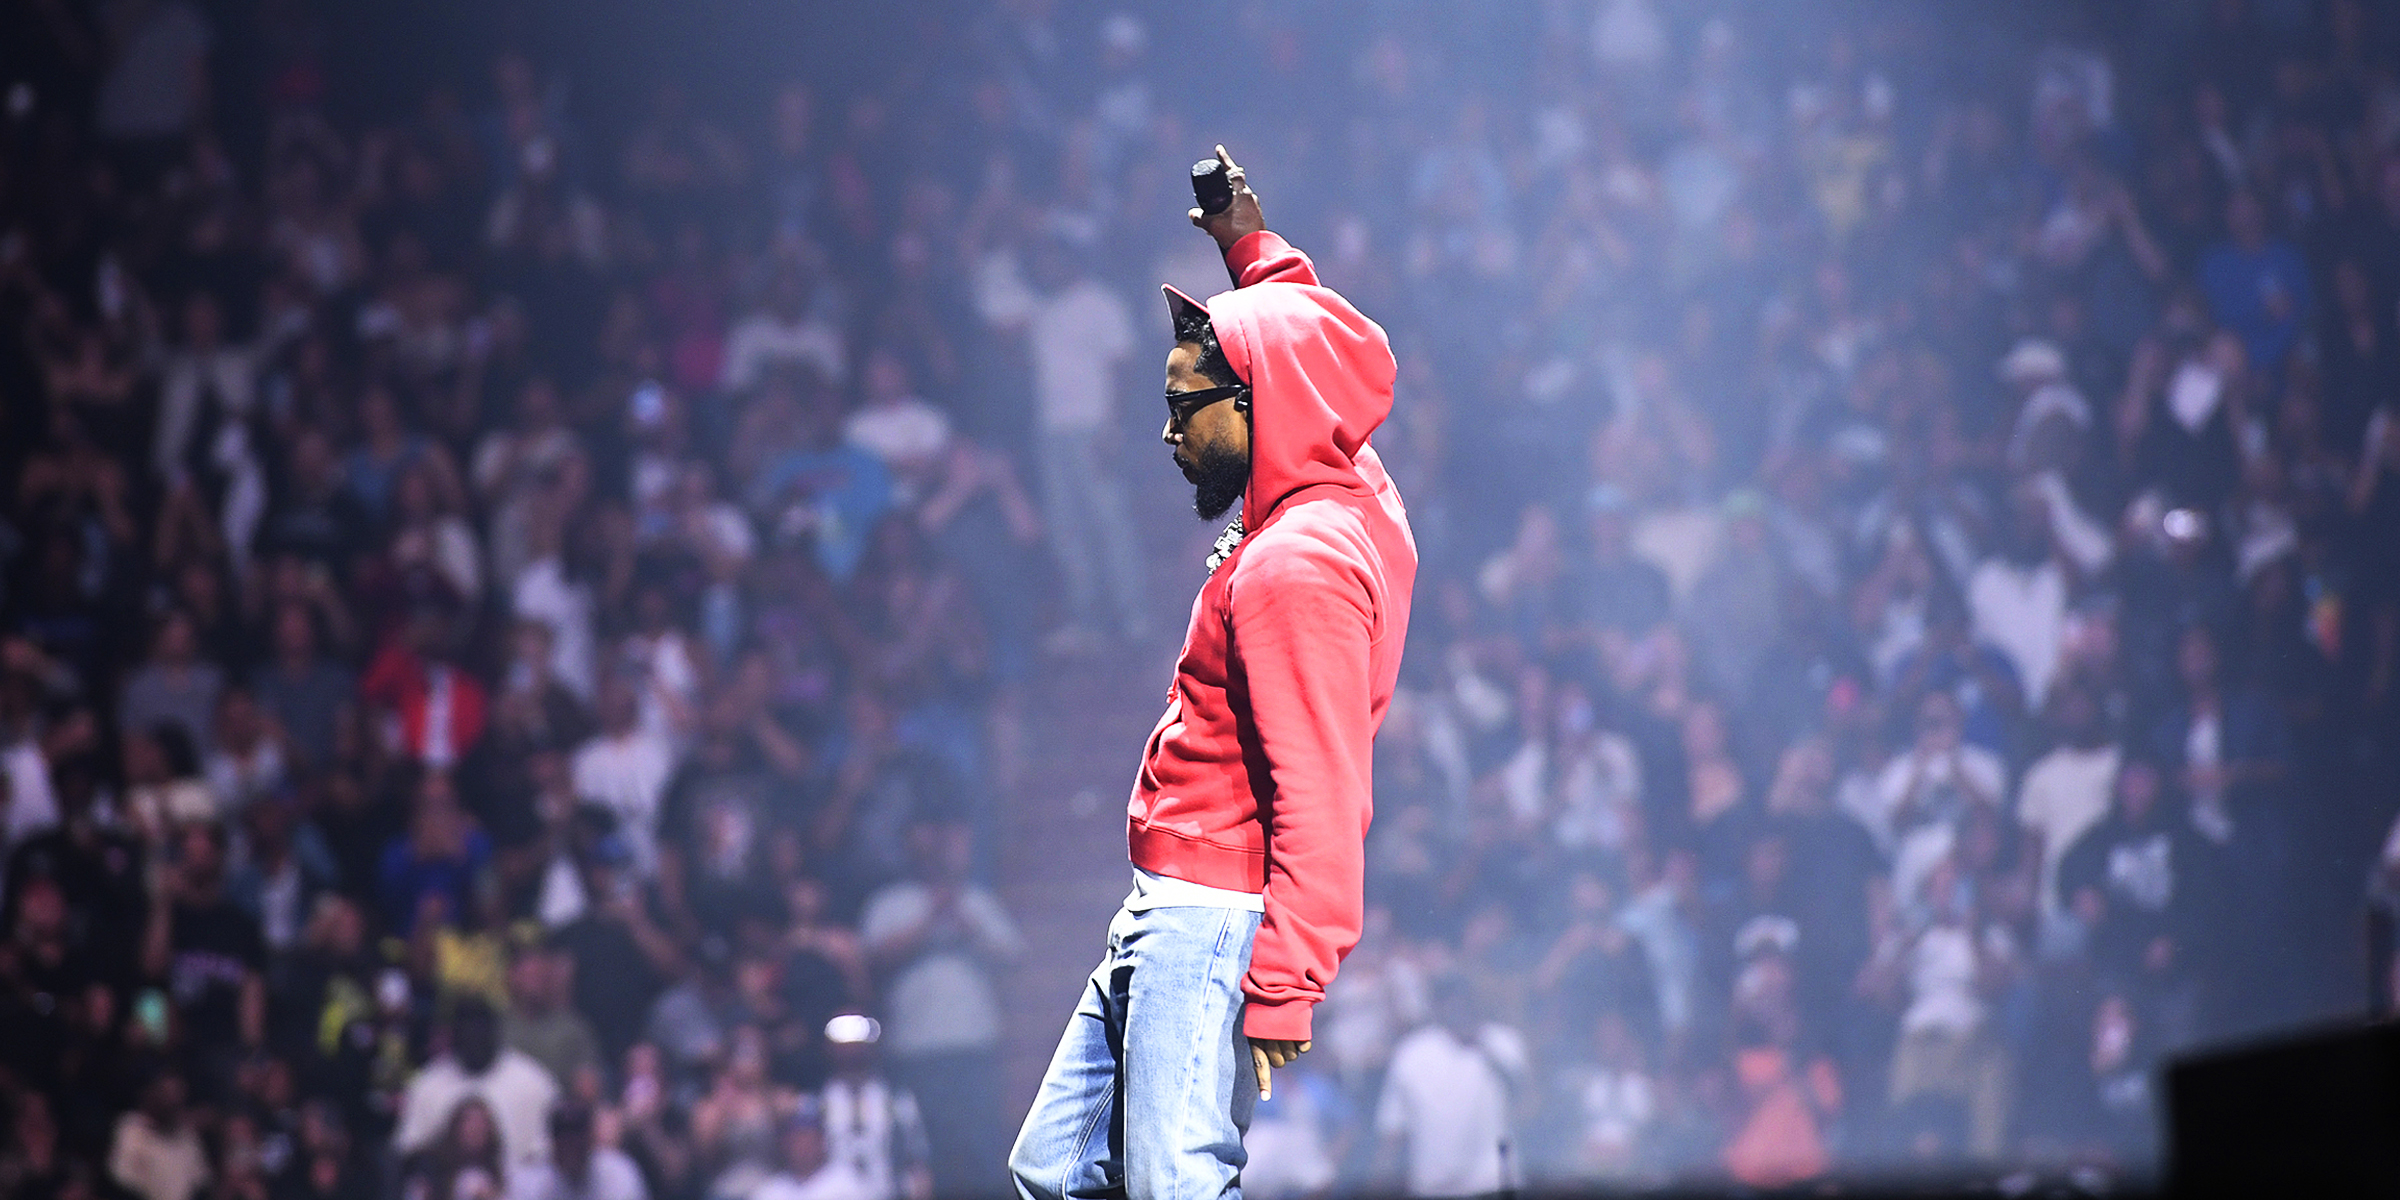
[2164,1020,2400,1194]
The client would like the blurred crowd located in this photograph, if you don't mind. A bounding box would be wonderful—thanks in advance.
[4,0,2400,1196]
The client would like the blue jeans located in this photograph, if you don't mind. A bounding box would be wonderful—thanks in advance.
[1010,904,1262,1200]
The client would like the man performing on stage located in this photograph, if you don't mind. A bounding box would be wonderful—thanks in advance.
[1008,148,1417,1199]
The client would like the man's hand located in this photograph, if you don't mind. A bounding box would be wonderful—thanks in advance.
[1191,145,1265,254]
[1250,1038,1310,1100]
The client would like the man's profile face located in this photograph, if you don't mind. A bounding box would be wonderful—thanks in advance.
[1162,341,1250,520]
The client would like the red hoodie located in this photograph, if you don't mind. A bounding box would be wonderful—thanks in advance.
[1128,230,1416,1041]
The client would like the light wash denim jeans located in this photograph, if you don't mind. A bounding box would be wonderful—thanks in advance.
[1009,903,1261,1200]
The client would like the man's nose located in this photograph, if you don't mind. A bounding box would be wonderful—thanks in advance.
[1161,420,1181,445]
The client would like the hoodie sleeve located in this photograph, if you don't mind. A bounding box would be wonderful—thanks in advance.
[1226,230,1320,290]
[1227,532,1376,1041]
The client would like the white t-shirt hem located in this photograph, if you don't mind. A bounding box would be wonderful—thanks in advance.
[1123,867,1265,912]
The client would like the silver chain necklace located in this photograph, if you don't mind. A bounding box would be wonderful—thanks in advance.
[1207,516,1247,575]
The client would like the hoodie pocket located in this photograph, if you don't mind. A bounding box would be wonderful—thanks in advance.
[1135,693,1183,793]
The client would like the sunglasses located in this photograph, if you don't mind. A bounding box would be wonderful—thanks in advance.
[1164,384,1249,423]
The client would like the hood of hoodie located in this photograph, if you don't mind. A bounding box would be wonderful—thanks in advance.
[1202,279,1396,524]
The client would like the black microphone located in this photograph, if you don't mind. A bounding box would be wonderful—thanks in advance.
[1191,158,1234,216]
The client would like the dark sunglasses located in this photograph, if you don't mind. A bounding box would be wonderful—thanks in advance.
[1164,384,1249,422]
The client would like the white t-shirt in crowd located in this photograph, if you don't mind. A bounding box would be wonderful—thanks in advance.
[1900,924,1986,1037]
[721,312,848,391]
[4,740,61,847]
[2183,710,2235,843]
[108,1112,210,1200]
[1570,1066,1655,1173]
[1866,745,2008,848]
[1628,506,1721,602]
[1969,556,2067,710]
[978,261,1134,434]
[393,1051,560,1167]
[203,739,286,817]
[2016,744,2121,915]
[844,399,952,470]
[507,1149,649,1200]
[514,557,598,702]
[620,630,700,744]
[1375,1023,1525,1197]
[1551,733,1644,853]
[153,348,259,482]
[857,881,1021,1058]
[571,729,675,874]
[1031,280,1134,432]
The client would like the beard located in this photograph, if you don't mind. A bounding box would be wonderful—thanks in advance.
[1188,440,1250,521]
